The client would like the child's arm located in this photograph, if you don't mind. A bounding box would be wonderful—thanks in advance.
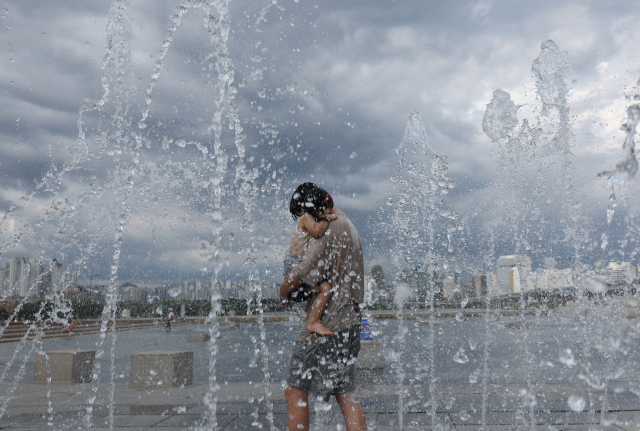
[301,213,337,239]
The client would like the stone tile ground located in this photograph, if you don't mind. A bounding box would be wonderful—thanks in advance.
[0,381,638,430]
[0,315,639,429]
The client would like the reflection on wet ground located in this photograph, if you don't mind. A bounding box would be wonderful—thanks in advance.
[0,313,638,429]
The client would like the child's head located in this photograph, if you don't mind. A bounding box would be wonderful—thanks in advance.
[289,182,317,220]
[289,183,334,221]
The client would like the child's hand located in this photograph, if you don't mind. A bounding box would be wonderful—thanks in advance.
[326,214,338,221]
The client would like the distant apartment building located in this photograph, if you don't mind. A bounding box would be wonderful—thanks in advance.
[117,283,147,302]
[607,262,637,285]
[487,272,497,295]
[461,282,475,299]
[64,289,106,303]
[524,268,574,292]
[0,257,69,299]
[7,257,30,297]
[471,274,489,298]
[496,255,532,295]
[442,279,456,299]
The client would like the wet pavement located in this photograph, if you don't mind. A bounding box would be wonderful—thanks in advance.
[0,308,638,430]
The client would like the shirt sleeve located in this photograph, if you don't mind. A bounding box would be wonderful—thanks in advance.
[292,234,328,287]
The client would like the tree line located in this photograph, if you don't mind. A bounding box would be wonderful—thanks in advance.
[0,298,288,321]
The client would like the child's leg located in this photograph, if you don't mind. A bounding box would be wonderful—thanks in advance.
[307,281,334,336]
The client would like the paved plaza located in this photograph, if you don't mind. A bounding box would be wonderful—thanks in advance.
[0,308,638,430]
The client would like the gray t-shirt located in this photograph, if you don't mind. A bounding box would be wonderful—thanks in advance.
[292,211,364,343]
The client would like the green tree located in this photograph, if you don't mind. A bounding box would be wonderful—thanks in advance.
[371,265,385,287]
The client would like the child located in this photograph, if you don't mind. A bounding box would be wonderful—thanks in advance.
[284,183,337,336]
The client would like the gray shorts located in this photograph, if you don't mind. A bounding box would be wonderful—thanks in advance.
[286,325,360,402]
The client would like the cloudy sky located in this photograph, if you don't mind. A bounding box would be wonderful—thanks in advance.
[0,0,639,287]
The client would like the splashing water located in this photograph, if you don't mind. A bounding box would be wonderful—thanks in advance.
[381,111,459,430]
[2,2,640,429]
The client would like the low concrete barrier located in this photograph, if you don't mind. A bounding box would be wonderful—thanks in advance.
[130,351,193,387]
[34,350,95,384]
[187,332,210,342]
[357,341,383,369]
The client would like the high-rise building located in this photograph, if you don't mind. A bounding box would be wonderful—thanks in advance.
[607,262,637,285]
[49,259,64,294]
[472,274,488,297]
[496,255,531,295]
[8,257,30,298]
[442,279,457,299]
[524,268,573,292]
[0,267,6,292]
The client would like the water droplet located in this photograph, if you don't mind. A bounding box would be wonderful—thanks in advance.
[578,276,607,293]
[175,405,187,414]
[567,394,586,412]
[453,346,469,364]
[483,89,519,141]
[559,348,575,367]
[469,339,478,350]
[519,387,537,408]
[469,369,479,384]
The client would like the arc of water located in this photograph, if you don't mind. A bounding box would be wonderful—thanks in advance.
[44,352,54,426]
[595,104,640,272]
[427,248,438,429]
[387,111,458,429]
[255,0,285,26]
[134,0,192,147]
[79,1,137,427]
[0,295,54,420]
[198,0,241,428]
[478,227,497,431]
[0,338,38,419]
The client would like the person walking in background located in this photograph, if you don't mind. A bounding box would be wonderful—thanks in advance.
[165,308,174,332]
[61,315,76,334]
[280,183,367,431]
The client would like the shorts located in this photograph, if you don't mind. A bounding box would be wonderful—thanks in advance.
[286,325,360,402]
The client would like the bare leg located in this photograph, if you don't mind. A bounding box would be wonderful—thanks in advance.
[307,281,334,336]
[285,386,309,431]
[336,391,367,431]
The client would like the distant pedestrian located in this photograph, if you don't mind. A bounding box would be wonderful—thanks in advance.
[165,308,175,332]
[62,315,76,334]
[229,309,236,323]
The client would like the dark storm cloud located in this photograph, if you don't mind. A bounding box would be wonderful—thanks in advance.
[0,0,638,286]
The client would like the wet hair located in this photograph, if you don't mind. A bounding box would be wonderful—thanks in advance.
[289,182,317,220]
[290,183,334,222]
